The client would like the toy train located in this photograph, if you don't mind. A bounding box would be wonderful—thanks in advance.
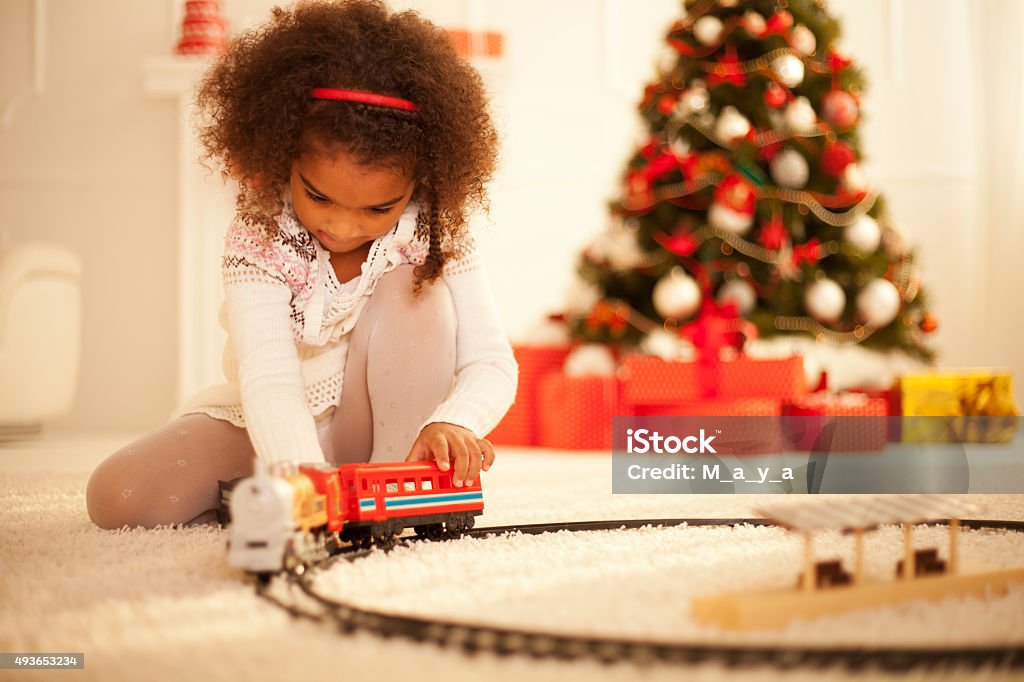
[220,460,483,576]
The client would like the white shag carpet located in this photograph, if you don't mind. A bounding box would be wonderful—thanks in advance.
[2,434,1024,682]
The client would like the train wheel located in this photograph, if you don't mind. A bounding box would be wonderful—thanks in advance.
[445,514,465,537]
[414,524,444,540]
[372,523,397,551]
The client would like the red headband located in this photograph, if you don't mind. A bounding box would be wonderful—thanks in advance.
[310,87,418,112]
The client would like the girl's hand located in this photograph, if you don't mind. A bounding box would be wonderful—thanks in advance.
[405,422,495,487]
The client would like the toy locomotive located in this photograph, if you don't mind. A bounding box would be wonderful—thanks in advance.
[220,459,483,576]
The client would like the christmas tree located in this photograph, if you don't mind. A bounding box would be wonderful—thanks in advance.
[566,0,937,378]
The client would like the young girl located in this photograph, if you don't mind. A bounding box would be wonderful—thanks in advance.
[86,0,518,530]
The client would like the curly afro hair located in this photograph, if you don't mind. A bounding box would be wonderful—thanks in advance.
[195,0,499,291]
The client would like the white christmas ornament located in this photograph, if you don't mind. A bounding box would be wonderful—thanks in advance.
[743,11,766,36]
[640,329,697,361]
[669,136,691,158]
[716,279,757,315]
[844,214,881,254]
[804,278,846,324]
[772,54,805,88]
[783,96,816,131]
[790,24,816,55]
[657,46,678,76]
[653,267,702,319]
[564,343,617,377]
[857,279,901,327]
[676,83,709,118]
[843,163,868,191]
[694,16,724,45]
[709,203,754,235]
[714,106,751,142]
[770,148,809,188]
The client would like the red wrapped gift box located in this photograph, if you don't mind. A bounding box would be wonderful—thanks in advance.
[635,398,782,417]
[621,355,807,405]
[850,386,902,441]
[783,392,888,452]
[487,345,571,446]
[537,374,623,450]
[635,398,783,454]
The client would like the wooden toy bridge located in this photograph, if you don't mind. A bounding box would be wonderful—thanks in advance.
[692,495,1024,630]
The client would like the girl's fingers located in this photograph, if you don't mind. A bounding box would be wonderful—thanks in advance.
[451,436,471,486]
[479,439,496,472]
[430,433,451,472]
[465,438,483,486]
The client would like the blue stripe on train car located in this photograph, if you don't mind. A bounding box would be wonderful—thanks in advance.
[357,491,482,512]
[385,491,483,509]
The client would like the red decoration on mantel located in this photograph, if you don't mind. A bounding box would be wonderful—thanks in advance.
[446,29,504,58]
[176,0,228,56]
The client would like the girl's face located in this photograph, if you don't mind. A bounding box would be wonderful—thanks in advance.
[290,145,416,255]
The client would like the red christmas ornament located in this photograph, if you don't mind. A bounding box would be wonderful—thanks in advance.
[657,95,677,115]
[791,238,823,267]
[668,37,703,58]
[820,140,857,177]
[759,139,783,162]
[757,213,787,250]
[714,174,757,214]
[644,152,680,181]
[822,90,859,129]
[764,81,788,108]
[640,138,660,158]
[679,299,758,359]
[826,49,853,73]
[654,227,699,256]
[625,171,654,205]
[764,10,794,36]
[708,49,746,87]
[655,231,696,258]
[920,313,939,333]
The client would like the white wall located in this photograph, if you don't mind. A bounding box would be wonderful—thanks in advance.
[830,0,980,368]
[1,0,180,432]
[1,0,1020,432]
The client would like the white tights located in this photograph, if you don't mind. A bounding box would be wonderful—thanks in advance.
[86,264,457,529]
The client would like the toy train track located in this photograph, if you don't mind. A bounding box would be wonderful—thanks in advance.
[254,517,1024,672]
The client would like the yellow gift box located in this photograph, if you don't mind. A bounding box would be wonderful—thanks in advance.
[900,369,1021,443]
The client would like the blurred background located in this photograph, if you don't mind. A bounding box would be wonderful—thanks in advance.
[0,0,1021,436]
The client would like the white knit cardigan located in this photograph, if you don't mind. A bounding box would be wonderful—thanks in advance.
[177,195,518,463]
